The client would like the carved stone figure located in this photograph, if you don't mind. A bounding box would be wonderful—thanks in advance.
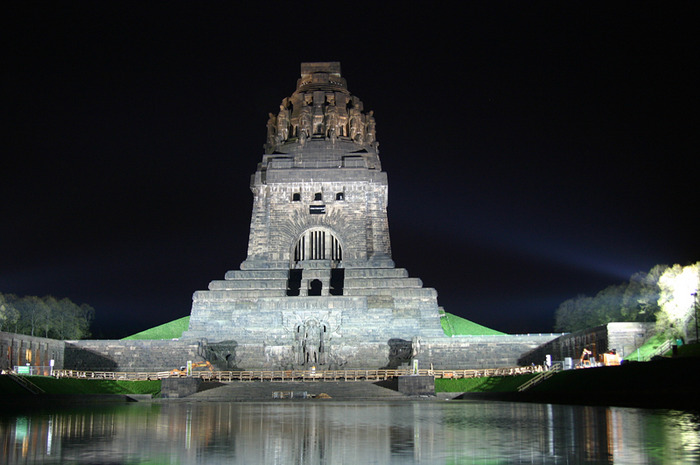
[265,113,277,151]
[295,319,327,366]
[276,104,290,142]
[298,105,312,146]
[349,107,364,143]
[324,104,339,143]
[365,110,376,145]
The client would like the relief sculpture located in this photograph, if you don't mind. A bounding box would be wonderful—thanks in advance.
[295,319,327,366]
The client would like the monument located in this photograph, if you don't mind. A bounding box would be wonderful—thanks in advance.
[0,64,629,374]
[182,62,447,369]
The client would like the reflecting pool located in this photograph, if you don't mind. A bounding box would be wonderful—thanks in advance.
[2,400,699,464]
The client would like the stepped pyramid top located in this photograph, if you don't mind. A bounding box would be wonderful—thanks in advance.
[263,62,379,164]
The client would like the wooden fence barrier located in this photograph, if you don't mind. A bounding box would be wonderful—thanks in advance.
[50,365,545,382]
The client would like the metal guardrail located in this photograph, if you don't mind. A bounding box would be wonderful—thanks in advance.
[643,339,674,361]
[517,362,563,392]
[51,365,546,382]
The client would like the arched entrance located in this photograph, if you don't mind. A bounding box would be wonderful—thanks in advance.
[287,228,345,297]
[293,228,342,264]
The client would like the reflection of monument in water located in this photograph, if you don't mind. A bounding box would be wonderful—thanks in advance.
[1,401,666,464]
[183,62,446,369]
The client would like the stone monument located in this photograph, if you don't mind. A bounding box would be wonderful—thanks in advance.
[0,63,562,374]
[182,62,447,369]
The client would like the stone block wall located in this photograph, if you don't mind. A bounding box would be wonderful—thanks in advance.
[398,375,435,395]
[415,334,562,369]
[65,339,203,372]
[4,326,653,373]
[517,322,655,365]
[161,378,202,398]
[607,322,656,357]
[0,331,66,373]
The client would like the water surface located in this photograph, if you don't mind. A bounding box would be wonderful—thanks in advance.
[2,400,698,464]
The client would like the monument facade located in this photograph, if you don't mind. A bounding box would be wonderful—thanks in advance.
[182,63,447,369]
[0,64,607,373]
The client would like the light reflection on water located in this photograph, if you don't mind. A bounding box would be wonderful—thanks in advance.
[2,400,699,464]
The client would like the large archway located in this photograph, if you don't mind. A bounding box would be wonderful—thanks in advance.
[292,227,342,264]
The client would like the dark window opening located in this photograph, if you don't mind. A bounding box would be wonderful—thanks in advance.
[335,192,344,201]
[330,268,344,296]
[308,279,322,296]
[292,193,301,201]
[314,192,323,201]
[287,269,302,296]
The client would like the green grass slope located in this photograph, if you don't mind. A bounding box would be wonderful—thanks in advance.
[122,316,190,340]
[623,332,672,361]
[0,376,161,396]
[436,374,534,392]
[441,312,505,336]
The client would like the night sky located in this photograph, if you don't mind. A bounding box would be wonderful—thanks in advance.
[3,3,698,338]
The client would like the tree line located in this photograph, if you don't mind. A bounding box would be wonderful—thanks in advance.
[554,262,700,341]
[0,293,93,340]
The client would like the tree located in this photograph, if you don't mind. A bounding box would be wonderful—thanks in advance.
[594,284,625,324]
[554,295,596,332]
[16,296,49,336]
[656,262,700,340]
[42,295,59,338]
[554,263,681,333]
[620,265,667,322]
[0,293,20,332]
[0,293,94,339]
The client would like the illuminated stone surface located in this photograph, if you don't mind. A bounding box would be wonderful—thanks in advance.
[183,63,449,369]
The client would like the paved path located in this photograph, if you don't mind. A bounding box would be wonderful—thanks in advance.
[187,380,412,401]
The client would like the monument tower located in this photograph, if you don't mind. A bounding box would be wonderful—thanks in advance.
[183,62,446,369]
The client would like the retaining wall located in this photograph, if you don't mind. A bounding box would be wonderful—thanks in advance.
[64,339,204,372]
[0,332,66,373]
[517,322,655,365]
[415,334,563,369]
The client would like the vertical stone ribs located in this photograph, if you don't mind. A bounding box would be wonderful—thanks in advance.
[294,229,342,263]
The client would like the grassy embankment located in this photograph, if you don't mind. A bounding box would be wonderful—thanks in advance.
[122,316,191,340]
[0,376,161,396]
[522,349,700,409]
[622,332,672,361]
[439,311,505,337]
[435,375,535,393]
[440,344,700,410]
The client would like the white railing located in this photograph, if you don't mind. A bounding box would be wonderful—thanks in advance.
[517,362,563,392]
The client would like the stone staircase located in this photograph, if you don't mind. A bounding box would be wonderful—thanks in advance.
[188,380,407,401]
[517,362,563,392]
[7,373,45,394]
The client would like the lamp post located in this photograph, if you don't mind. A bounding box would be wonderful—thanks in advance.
[692,291,698,344]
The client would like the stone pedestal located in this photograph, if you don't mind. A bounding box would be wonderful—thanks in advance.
[398,375,435,396]
[161,378,202,398]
